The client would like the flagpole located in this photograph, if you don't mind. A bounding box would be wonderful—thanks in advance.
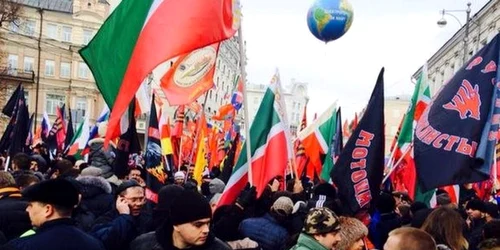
[237,25,253,186]
[385,144,398,174]
[382,144,413,184]
[177,134,184,170]
[493,141,498,193]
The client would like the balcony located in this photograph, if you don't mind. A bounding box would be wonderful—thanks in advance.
[0,67,35,83]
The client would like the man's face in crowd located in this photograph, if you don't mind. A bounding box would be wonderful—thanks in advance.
[315,230,341,249]
[122,186,145,216]
[128,169,142,182]
[175,178,185,185]
[349,238,365,250]
[466,207,483,220]
[174,218,211,247]
[30,161,38,171]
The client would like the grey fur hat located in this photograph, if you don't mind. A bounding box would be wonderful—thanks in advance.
[336,216,368,250]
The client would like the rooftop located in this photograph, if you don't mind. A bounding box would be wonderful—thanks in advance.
[13,0,109,13]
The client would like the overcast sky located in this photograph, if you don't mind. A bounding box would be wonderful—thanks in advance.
[240,0,490,120]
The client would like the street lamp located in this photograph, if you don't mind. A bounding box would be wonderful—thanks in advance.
[437,2,472,64]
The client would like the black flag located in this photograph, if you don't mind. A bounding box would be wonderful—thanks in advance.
[65,107,74,152]
[9,92,30,155]
[219,133,240,184]
[414,34,500,191]
[331,68,385,215]
[113,100,141,179]
[144,94,167,203]
[2,84,22,117]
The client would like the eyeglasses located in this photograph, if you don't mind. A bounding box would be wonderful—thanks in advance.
[123,196,145,204]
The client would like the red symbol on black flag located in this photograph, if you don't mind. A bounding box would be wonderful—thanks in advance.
[442,79,481,120]
[481,61,497,74]
[466,56,483,70]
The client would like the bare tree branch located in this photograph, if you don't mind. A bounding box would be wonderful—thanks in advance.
[0,0,22,28]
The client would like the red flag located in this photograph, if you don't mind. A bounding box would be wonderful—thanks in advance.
[161,43,220,105]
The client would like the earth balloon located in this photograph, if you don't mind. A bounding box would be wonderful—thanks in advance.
[307,0,354,43]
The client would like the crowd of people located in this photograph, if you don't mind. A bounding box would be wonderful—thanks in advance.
[0,141,498,250]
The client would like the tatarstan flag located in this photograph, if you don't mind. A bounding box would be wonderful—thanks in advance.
[218,70,292,206]
[79,0,241,144]
[391,64,431,199]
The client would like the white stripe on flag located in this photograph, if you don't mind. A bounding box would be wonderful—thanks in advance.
[223,123,285,190]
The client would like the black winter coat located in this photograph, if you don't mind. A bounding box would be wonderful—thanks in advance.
[0,187,32,241]
[91,208,152,250]
[78,176,114,214]
[130,231,231,250]
[5,218,105,250]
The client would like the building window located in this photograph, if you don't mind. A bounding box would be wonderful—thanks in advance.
[23,57,34,72]
[7,54,18,69]
[9,20,20,33]
[60,62,71,78]
[46,23,57,39]
[8,54,18,75]
[46,94,65,115]
[78,62,89,79]
[24,90,30,106]
[76,97,87,117]
[62,26,72,42]
[44,60,55,76]
[24,20,36,36]
[83,29,93,44]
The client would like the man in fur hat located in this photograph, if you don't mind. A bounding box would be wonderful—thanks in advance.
[5,179,105,250]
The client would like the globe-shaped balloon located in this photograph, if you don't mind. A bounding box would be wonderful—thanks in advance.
[307,0,354,43]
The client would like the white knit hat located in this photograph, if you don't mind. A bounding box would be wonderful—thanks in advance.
[174,171,185,180]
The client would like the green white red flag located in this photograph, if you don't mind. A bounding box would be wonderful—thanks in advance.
[390,64,432,200]
[66,116,90,158]
[218,70,292,206]
[79,0,241,144]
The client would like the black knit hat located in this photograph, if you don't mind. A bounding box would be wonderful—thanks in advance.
[484,202,499,218]
[155,184,184,211]
[22,179,79,209]
[116,180,141,196]
[466,199,486,212]
[170,190,211,225]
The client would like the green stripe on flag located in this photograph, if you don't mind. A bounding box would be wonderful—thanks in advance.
[79,0,154,107]
[320,109,337,181]
[234,88,282,169]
